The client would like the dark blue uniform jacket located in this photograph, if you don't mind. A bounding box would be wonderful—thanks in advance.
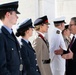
[21,39,41,75]
[0,26,24,75]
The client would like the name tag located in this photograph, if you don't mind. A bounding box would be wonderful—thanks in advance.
[20,64,23,71]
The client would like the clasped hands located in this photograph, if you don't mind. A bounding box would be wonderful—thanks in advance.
[54,47,73,59]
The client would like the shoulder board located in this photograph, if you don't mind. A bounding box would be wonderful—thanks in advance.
[56,30,60,34]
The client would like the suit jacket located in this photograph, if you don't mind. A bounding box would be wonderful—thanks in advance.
[21,39,40,75]
[0,26,24,75]
[66,39,76,75]
[32,33,52,75]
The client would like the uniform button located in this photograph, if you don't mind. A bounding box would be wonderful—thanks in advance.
[35,58,37,60]
[12,48,14,50]
[19,51,20,53]
[36,64,38,66]
[20,57,22,60]
[36,69,38,71]
[34,53,36,55]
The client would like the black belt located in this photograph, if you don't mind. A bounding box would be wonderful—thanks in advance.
[42,59,50,64]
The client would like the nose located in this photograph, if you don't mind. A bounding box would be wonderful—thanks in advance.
[17,15,18,19]
[47,25,49,28]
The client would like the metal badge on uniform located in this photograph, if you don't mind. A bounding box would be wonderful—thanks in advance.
[19,64,23,71]
[56,30,60,34]
[12,48,14,50]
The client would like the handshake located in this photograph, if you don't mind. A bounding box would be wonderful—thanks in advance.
[54,47,73,59]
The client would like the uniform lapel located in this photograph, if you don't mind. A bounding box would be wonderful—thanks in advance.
[1,26,15,41]
[71,38,76,48]
[21,39,35,52]
[38,33,49,48]
[44,37,49,48]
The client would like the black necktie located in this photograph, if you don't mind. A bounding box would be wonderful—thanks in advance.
[11,32,15,39]
[11,32,19,49]
[69,36,75,48]
[28,41,32,47]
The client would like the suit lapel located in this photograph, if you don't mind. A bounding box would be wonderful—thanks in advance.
[71,39,76,48]
[1,26,15,41]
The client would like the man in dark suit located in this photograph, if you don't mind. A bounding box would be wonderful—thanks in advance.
[54,17,76,75]
[16,19,41,75]
[0,1,25,75]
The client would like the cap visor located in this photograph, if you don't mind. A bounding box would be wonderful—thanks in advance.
[64,22,66,24]
[30,26,34,28]
[16,10,20,14]
[46,23,50,25]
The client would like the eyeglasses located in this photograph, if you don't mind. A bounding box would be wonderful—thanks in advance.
[69,24,76,27]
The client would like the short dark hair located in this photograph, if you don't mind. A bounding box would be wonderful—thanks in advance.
[71,17,76,25]
[54,23,62,27]
[0,10,13,20]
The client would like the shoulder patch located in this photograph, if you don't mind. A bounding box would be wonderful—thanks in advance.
[56,30,60,34]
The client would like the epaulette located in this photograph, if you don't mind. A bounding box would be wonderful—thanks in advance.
[56,30,60,34]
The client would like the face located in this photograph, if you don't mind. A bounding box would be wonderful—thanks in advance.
[27,28,33,37]
[61,22,65,30]
[8,11,18,25]
[41,24,49,33]
[65,29,71,36]
[69,20,76,35]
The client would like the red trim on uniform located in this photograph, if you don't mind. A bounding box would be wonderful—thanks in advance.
[45,20,48,23]
[38,33,44,40]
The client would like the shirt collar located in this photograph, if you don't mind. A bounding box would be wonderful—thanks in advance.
[22,38,29,43]
[3,25,12,34]
[38,31,45,37]
[74,34,76,39]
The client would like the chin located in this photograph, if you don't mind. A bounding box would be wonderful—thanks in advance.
[13,23,16,25]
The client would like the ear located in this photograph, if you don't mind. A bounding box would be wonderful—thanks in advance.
[5,12,10,18]
[26,29,29,34]
[40,25,43,28]
[61,23,63,26]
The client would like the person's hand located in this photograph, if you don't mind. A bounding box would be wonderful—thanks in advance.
[62,49,73,59]
[54,46,63,55]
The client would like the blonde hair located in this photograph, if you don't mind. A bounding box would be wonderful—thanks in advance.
[34,25,41,31]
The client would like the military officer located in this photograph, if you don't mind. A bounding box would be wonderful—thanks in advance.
[62,25,71,48]
[32,15,52,75]
[0,1,25,75]
[49,17,67,75]
[16,19,41,75]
